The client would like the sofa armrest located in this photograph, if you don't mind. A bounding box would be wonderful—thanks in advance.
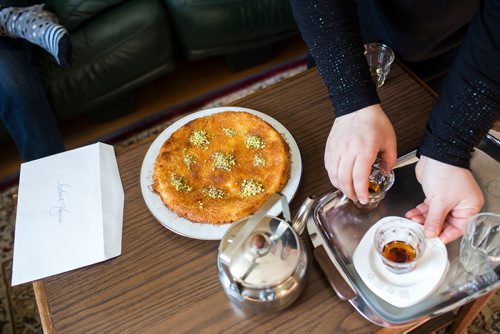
[46,0,128,31]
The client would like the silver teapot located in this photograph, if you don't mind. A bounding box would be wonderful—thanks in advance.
[217,193,308,312]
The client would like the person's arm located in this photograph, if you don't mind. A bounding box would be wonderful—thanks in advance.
[289,0,379,116]
[407,0,500,243]
[290,0,397,204]
[418,0,500,168]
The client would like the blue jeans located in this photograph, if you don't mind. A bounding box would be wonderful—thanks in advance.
[0,37,64,161]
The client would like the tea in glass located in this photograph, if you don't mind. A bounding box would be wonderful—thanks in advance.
[356,158,395,209]
[374,218,426,274]
[382,240,417,263]
[368,180,382,194]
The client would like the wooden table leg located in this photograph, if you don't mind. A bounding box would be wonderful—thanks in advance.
[33,280,55,334]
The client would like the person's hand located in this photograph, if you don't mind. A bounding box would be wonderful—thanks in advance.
[324,104,397,204]
[405,156,484,244]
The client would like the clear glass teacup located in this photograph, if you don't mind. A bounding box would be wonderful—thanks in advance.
[374,218,426,274]
[459,212,500,275]
[364,43,395,88]
[354,158,395,209]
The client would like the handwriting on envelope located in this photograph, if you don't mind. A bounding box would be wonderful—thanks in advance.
[49,181,72,225]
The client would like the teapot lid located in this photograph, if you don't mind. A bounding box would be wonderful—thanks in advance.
[219,194,301,288]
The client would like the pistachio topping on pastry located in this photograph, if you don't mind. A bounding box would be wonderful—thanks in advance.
[183,153,196,167]
[202,186,225,199]
[222,127,237,137]
[245,134,266,150]
[253,154,266,167]
[170,174,193,192]
[212,152,236,171]
[189,130,210,148]
[241,179,264,197]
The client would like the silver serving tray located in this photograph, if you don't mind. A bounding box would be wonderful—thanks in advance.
[302,134,500,327]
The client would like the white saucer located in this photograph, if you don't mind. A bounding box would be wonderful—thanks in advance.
[353,217,449,308]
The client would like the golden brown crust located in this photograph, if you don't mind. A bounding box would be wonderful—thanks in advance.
[153,111,291,224]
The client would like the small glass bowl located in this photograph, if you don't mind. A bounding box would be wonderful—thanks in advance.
[374,218,426,274]
[355,158,395,209]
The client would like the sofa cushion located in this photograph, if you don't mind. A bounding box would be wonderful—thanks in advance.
[164,0,297,59]
[46,0,128,31]
[36,0,175,119]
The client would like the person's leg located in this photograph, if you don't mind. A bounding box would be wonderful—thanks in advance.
[0,3,72,67]
[0,37,65,161]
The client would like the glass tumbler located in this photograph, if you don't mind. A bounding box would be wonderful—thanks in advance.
[355,158,395,209]
[374,218,426,274]
[364,43,395,88]
[459,213,500,276]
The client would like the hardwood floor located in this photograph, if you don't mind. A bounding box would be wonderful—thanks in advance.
[0,36,307,183]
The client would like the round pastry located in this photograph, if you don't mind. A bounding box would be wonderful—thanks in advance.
[153,111,291,224]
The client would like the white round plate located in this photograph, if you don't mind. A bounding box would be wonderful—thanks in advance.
[353,217,449,308]
[140,106,302,240]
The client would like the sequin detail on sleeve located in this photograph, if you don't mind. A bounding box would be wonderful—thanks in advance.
[290,0,380,116]
[419,80,499,168]
[418,0,500,168]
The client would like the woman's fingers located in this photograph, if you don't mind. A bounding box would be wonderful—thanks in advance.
[353,153,376,204]
[338,154,357,201]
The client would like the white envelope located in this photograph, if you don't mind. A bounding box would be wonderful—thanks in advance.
[12,142,124,286]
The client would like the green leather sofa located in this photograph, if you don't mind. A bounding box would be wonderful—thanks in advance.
[1,0,297,141]
[36,0,175,121]
[164,0,297,69]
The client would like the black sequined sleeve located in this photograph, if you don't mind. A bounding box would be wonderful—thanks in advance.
[289,0,380,116]
[418,0,500,168]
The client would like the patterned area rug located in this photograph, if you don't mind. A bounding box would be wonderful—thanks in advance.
[0,59,499,334]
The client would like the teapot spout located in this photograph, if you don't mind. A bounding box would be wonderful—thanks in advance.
[292,196,317,235]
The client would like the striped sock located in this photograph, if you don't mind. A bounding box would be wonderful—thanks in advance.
[0,4,72,67]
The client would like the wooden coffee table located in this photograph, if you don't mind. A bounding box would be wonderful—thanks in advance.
[34,63,445,333]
